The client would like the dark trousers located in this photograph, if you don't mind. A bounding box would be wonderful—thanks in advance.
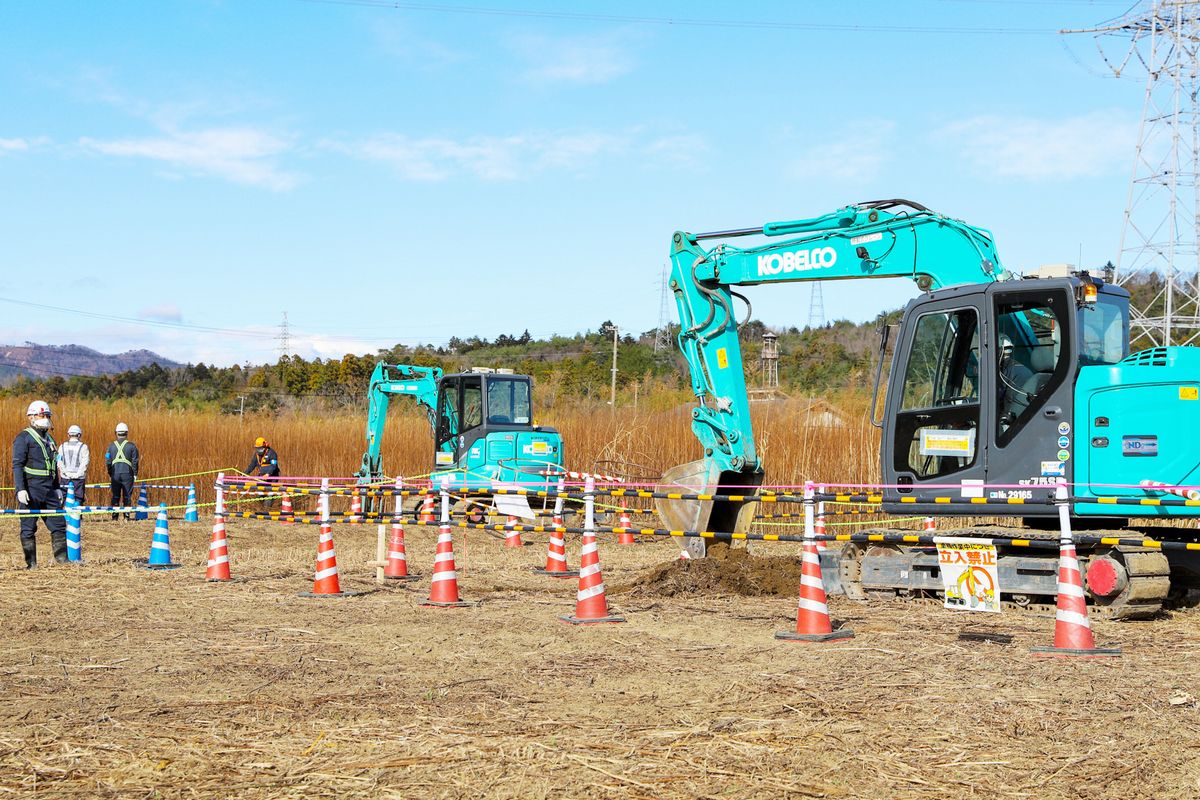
[61,477,86,505]
[19,482,67,566]
[110,473,134,517]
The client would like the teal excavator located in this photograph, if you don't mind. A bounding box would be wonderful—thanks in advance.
[661,199,1200,616]
[356,362,564,493]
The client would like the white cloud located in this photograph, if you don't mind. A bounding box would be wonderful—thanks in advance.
[936,111,1136,181]
[138,304,183,323]
[510,33,635,84]
[789,122,896,183]
[333,131,629,181]
[0,136,49,154]
[79,127,300,190]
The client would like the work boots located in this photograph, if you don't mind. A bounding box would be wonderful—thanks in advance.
[21,539,36,570]
[51,531,69,564]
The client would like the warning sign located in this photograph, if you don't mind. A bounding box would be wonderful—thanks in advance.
[935,537,1001,613]
[919,428,976,458]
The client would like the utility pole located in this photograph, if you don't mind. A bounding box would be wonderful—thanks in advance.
[602,323,619,408]
[238,395,246,421]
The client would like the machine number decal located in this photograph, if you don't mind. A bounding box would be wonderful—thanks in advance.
[1122,435,1158,457]
[989,489,1033,500]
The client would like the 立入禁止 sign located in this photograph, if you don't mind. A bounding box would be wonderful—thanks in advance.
[935,537,1001,613]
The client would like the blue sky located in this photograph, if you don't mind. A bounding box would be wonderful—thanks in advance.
[0,0,1146,365]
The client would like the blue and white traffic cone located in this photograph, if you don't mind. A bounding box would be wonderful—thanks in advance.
[65,482,82,562]
[184,483,199,522]
[146,504,181,570]
[134,485,149,520]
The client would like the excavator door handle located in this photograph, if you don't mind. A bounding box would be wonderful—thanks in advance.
[1042,406,1062,419]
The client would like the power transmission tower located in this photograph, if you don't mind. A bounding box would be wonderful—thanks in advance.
[278,311,290,360]
[654,260,674,353]
[807,282,826,329]
[1067,2,1200,345]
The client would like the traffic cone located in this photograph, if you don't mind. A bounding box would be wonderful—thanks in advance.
[504,515,526,547]
[145,504,181,570]
[134,485,149,520]
[534,522,579,578]
[384,516,419,581]
[299,523,358,597]
[184,483,199,522]
[418,493,436,525]
[421,523,471,608]
[280,494,295,525]
[560,528,624,624]
[814,513,828,552]
[774,539,852,643]
[206,511,231,582]
[349,488,363,524]
[65,482,82,562]
[616,503,636,545]
[923,517,936,533]
[1032,536,1121,658]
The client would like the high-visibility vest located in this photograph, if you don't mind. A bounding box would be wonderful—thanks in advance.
[21,427,57,478]
[111,440,133,468]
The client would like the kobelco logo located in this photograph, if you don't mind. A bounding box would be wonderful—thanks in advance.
[757,247,837,276]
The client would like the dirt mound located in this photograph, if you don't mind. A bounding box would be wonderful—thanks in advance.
[617,547,805,598]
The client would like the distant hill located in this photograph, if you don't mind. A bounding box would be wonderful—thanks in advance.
[0,343,182,385]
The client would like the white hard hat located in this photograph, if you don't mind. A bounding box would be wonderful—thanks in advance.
[67,424,82,437]
[115,422,129,434]
[26,400,51,417]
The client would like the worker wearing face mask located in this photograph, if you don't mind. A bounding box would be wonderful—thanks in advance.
[12,400,68,568]
[57,424,90,505]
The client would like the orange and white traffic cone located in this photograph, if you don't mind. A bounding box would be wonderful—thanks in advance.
[616,501,636,545]
[418,492,436,525]
[280,494,294,525]
[1032,483,1120,657]
[299,480,365,598]
[923,517,936,533]
[561,477,624,624]
[504,515,526,547]
[384,517,419,581]
[775,481,852,643]
[207,475,231,582]
[350,488,363,524]
[206,514,231,581]
[534,522,579,578]
[422,479,471,608]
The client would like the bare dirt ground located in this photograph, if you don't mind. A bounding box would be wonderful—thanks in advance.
[2,512,1199,799]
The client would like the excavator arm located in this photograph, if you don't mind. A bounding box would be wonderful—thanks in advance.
[357,362,444,485]
[661,200,1006,538]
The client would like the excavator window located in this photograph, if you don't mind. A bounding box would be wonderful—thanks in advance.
[1079,292,1129,366]
[486,377,531,425]
[895,307,980,478]
[995,292,1068,445]
[462,377,483,431]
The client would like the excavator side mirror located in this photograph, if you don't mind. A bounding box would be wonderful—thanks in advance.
[869,322,894,429]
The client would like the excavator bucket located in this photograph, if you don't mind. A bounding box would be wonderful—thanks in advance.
[656,460,762,559]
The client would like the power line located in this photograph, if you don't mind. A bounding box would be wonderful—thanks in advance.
[294,0,1056,35]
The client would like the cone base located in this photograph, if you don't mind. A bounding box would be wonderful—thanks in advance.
[503,540,528,548]
[775,628,855,643]
[145,563,181,570]
[559,614,626,625]
[206,575,232,582]
[420,599,473,608]
[384,573,421,582]
[1031,645,1121,658]
[298,589,373,599]
[533,567,580,578]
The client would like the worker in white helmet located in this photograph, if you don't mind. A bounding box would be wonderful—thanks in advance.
[12,400,68,568]
[57,424,90,505]
[105,422,139,520]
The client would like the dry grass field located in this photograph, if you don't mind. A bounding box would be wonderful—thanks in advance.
[3,397,1200,798]
[2,516,1200,799]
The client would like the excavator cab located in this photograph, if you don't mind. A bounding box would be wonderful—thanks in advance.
[433,370,564,485]
[880,273,1128,515]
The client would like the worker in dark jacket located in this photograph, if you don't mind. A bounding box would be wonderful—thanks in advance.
[105,421,139,520]
[247,437,280,478]
[12,400,68,568]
